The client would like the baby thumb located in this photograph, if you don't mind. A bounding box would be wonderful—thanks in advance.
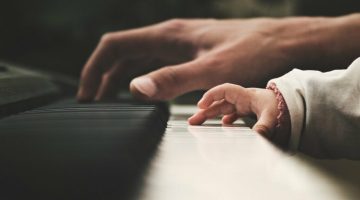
[252,112,277,138]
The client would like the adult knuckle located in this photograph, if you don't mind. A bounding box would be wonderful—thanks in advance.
[98,32,120,60]
[148,67,177,100]
[165,18,187,27]
[160,19,188,33]
[164,66,181,85]
[223,83,233,87]
[100,32,116,46]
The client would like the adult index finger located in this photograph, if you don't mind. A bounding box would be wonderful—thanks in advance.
[77,27,161,102]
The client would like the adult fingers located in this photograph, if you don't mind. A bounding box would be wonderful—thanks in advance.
[94,63,125,100]
[188,100,235,125]
[130,59,209,100]
[77,33,119,102]
[77,21,192,102]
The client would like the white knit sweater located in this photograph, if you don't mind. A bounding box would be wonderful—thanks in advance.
[269,57,360,159]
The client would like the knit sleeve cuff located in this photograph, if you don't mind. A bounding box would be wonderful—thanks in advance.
[266,82,290,130]
[266,82,291,148]
[267,70,306,151]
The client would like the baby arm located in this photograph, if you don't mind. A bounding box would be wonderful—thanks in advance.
[270,57,360,159]
[189,57,360,159]
[188,83,291,147]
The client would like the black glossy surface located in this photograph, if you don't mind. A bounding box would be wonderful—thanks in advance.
[0,65,8,72]
[0,99,169,200]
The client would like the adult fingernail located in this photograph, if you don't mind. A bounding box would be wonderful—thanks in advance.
[130,77,157,97]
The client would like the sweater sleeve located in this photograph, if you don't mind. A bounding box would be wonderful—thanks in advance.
[268,57,360,159]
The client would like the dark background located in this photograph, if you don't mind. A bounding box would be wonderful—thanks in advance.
[0,0,359,78]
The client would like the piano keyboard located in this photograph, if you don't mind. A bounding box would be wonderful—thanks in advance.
[0,98,169,199]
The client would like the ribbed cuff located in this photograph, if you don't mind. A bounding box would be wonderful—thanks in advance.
[267,70,305,151]
[266,82,291,148]
[266,83,290,130]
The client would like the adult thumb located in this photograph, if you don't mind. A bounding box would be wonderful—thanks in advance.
[130,60,206,100]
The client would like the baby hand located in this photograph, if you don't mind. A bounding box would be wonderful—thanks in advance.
[188,83,290,144]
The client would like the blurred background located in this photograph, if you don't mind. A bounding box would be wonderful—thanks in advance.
[0,0,359,78]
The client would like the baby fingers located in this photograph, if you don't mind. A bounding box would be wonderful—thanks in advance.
[222,113,239,125]
[197,83,249,109]
[188,100,236,125]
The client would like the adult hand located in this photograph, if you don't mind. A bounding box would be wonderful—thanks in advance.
[77,14,360,101]
[77,18,294,101]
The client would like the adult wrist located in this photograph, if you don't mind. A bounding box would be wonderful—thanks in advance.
[277,14,360,70]
[275,16,334,70]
